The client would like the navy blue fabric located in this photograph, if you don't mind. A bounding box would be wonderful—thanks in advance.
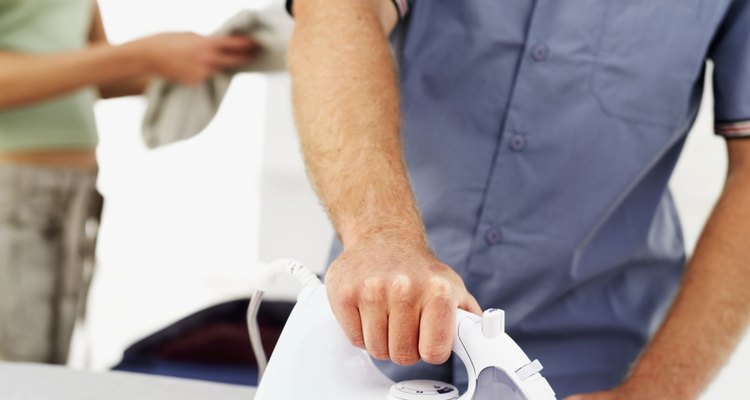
[114,300,294,387]
[320,0,750,397]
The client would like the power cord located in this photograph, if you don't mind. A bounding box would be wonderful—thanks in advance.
[246,259,321,382]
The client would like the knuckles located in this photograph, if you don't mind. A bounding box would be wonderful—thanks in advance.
[427,276,454,296]
[324,253,465,368]
[389,274,415,304]
[424,276,456,305]
[361,277,387,303]
[336,283,360,306]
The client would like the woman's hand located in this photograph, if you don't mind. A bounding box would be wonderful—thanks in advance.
[134,32,257,85]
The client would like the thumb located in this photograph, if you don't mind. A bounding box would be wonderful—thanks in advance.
[460,293,483,316]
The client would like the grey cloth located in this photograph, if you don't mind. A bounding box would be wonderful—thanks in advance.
[0,164,102,364]
[0,363,256,399]
[142,5,292,149]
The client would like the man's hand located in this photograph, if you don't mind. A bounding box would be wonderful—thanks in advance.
[133,33,257,85]
[326,237,481,365]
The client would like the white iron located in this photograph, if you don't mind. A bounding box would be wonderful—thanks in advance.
[251,260,556,400]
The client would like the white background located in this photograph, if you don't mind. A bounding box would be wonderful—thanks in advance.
[84,0,749,397]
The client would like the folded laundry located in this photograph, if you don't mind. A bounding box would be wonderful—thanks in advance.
[142,3,292,149]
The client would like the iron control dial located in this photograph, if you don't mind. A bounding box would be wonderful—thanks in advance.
[389,380,460,400]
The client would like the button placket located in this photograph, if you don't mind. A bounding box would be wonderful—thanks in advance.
[465,1,546,275]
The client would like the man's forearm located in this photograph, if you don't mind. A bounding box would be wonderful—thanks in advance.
[288,1,483,366]
[0,43,148,108]
[288,0,423,245]
[624,155,750,398]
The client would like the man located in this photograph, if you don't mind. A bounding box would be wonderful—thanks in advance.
[286,0,750,398]
[0,0,255,364]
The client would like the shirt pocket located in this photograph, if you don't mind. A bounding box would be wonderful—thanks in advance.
[591,0,707,128]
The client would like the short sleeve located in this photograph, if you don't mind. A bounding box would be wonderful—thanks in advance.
[711,0,750,138]
[286,0,293,15]
[391,0,410,18]
[286,0,410,19]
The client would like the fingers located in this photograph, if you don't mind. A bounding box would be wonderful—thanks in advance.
[334,304,365,348]
[204,36,259,69]
[145,33,259,84]
[388,275,420,366]
[326,252,476,367]
[210,35,257,52]
[360,278,389,360]
[328,282,365,348]
[418,278,458,364]
[209,52,255,69]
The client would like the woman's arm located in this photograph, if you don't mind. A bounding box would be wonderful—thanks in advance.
[88,1,151,99]
[0,1,255,108]
[0,42,147,108]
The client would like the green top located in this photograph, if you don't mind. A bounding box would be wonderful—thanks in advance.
[0,0,98,151]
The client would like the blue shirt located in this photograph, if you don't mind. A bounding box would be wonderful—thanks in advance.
[289,0,750,396]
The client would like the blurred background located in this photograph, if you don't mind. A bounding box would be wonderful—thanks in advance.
[66,0,749,398]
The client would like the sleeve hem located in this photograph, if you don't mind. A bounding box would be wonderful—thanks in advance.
[715,120,750,138]
[391,0,409,18]
[286,0,407,18]
[286,0,293,16]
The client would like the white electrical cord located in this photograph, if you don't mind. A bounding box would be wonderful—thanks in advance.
[247,259,322,383]
[247,290,267,379]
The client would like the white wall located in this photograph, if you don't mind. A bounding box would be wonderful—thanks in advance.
[83,0,333,371]
[85,1,748,397]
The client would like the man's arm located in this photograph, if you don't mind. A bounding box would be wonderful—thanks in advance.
[568,139,750,399]
[289,0,481,366]
[0,1,255,108]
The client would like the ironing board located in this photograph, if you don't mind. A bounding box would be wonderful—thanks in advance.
[0,363,256,399]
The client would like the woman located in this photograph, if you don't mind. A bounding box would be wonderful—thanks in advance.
[0,0,255,364]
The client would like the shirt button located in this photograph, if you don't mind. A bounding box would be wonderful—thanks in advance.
[531,43,549,61]
[509,135,527,152]
[485,228,503,246]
